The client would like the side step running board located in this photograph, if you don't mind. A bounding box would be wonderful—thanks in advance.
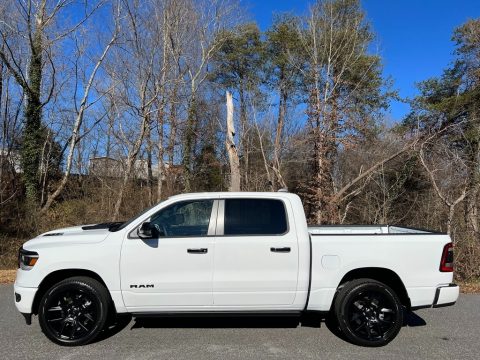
[131,311,303,318]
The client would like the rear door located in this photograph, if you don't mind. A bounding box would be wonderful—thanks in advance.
[213,198,299,306]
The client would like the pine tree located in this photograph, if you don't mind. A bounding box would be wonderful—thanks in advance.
[405,18,480,235]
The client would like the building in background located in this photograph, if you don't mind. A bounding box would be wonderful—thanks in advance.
[0,149,22,174]
[88,156,182,181]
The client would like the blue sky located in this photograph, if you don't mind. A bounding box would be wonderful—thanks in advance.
[246,0,480,121]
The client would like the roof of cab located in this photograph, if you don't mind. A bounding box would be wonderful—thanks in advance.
[167,191,299,201]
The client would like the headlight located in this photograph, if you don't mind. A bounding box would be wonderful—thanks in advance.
[18,247,39,270]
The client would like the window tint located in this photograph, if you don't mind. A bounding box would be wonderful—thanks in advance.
[149,200,213,237]
[224,199,287,235]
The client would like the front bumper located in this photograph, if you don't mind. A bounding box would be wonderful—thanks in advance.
[14,282,38,316]
[432,283,459,308]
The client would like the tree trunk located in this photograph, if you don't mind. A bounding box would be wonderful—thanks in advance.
[145,121,154,205]
[22,28,44,207]
[156,102,165,203]
[239,81,248,189]
[306,78,339,224]
[272,72,287,190]
[166,89,178,196]
[225,91,240,191]
[182,95,196,192]
[112,117,148,220]
[0,54,3,216]
[464,136,480,236]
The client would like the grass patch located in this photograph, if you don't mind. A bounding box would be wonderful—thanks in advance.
[0,235,23,270]
[459,281,480,294]
[0,270,16,284]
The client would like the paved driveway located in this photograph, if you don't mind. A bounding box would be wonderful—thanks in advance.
[1,285,478,359]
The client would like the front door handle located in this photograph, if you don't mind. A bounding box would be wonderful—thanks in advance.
[270,247,291,253]
[187,248,208,254]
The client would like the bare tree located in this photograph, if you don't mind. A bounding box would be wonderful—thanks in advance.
[152,0,188,202]
[419,141,468,235]
[40,8,119,213]
[0,0,102,206]
[109,0,158,220]
[180,0,239,191]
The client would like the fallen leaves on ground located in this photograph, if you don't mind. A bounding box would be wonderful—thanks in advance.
[459,281,480,294]
[0,270,16,284]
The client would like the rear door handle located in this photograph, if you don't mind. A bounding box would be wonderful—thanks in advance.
[270,247,291,253]
[187,248,208,254]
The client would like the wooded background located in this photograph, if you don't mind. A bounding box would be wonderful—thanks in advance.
[0,0,479,280]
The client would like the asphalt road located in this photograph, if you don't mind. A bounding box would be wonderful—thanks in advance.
[1,285,479,360]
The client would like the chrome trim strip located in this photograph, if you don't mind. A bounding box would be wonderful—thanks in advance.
[216,200,225,236]
[207,200,219,236]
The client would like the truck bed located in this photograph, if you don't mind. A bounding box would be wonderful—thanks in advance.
[306,225,454,311]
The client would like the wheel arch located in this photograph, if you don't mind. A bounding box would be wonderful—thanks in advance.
[337,267,411,309]
[32,269,112,315]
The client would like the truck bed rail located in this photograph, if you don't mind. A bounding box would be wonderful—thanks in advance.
[308,225,442,235]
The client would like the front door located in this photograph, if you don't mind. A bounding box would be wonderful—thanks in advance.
[213,198,299,306]
[120,199,217,309]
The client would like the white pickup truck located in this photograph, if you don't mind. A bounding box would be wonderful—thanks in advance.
[14,191,459,347]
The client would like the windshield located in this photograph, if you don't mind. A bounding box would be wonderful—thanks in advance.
[109,201,163,232]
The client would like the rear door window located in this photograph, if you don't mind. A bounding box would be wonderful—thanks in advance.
[224,199,288,236]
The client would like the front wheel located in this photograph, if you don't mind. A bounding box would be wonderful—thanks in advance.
[38,276,110,346]
[333,278,403,347]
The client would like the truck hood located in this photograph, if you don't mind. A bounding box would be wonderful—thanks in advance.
[22,222,123,250]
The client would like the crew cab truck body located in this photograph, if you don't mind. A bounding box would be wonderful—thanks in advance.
[14,192,459,346]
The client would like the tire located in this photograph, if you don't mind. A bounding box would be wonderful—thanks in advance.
[332,278,403,347]
[38,276,110,346]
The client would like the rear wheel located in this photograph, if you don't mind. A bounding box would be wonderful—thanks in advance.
[333,278,403,347]
[38,276,109,346]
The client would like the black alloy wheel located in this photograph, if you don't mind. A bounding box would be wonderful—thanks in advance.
[38,277,109,346]
[333,278,403,347]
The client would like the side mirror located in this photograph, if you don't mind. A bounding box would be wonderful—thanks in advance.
[137,222,159,239]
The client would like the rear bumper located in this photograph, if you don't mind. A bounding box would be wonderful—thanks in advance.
[410,283,459,310]
[432,283,459,308]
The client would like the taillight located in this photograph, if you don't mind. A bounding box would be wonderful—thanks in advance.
[440,243,454,272]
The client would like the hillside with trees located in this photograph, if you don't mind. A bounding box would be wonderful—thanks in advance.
[0,0,479,280]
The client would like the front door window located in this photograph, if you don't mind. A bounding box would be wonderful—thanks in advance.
[149,200,214,237]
